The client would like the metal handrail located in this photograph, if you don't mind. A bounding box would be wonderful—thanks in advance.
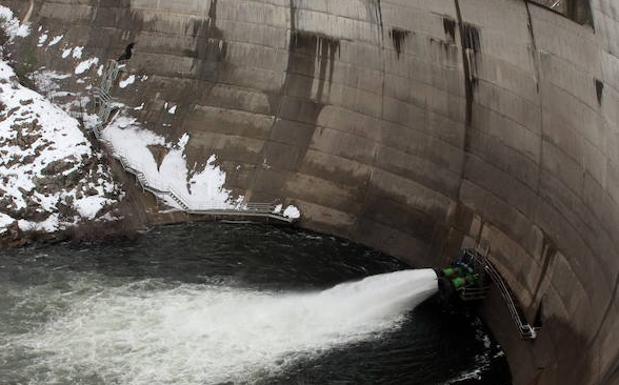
[474,251,537,340]
[93,87,114,103]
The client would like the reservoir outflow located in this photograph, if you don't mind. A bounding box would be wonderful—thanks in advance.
[0,223,509,385]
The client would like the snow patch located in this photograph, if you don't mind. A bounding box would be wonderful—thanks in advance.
[0,213,15,233]
[0,5,30,40]
[119,75,135,88]
[18,215,61,233]
[168,105,177,114]
[75,58,99,75]
[47,34,63,47]
[283,205,301,219]
[74,196,108,220]
[178,133,190,148]
[134,103,144,111]
[37,32,48,47]
[61,48,72,59]
[72,46,83,59]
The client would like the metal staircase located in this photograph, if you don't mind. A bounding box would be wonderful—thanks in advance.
[481,255,537,340]
[91,60,297,223]
[465,248,537,340]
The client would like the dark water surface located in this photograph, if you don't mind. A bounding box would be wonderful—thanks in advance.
[0,223,511,385]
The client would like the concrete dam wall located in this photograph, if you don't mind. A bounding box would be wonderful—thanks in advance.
[4,0,618,384]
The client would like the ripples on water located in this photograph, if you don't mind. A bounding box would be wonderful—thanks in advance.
[0,223,511,385]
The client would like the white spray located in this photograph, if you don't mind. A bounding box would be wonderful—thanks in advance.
[9,269,438,385]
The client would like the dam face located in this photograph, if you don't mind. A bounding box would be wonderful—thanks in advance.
[4,0,618,384]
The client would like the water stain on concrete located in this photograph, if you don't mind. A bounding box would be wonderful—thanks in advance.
[252,1,342,200]
[443,17,456,43]
[190,0,227,82]
[86,0,145,58]
[453,0,482,133]
[462,23,481,53]
[595,79,604,105]
[425,17,457,61]
[389,28,410,59]
[462,22,481,88]
[276,0,341,143]
[261,29,340,169]
[181,0,232,175]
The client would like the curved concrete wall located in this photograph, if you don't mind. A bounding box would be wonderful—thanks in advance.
[6,1,619,384]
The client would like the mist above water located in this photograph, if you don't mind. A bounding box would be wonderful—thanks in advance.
[4,269,437,385]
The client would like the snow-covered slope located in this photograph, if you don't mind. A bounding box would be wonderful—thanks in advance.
[0,59,121,234]
[0,7,122,237]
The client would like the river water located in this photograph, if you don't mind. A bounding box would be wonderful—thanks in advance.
[0,223,510,385]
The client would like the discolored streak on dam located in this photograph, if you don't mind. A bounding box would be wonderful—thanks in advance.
[190,0,227,82]
[389,28,411,59]
[3,0,619,384]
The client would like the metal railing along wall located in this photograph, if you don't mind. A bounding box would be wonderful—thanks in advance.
[472,250,537,340]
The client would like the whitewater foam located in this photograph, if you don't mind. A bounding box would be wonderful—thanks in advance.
[5,269,437,385]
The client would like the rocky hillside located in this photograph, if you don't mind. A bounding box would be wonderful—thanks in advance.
[0,6,121,241]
